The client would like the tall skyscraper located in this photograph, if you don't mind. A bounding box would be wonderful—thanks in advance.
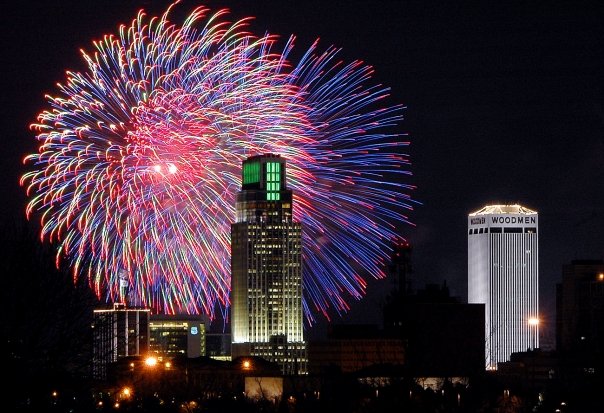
[468,204,539,370]
[231,154,307,374]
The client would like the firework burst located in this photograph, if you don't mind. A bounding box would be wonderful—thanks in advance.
[22,3,415,321]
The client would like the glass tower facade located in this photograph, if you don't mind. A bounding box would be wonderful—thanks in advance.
[231,154,307,374]
[468,204,539,370]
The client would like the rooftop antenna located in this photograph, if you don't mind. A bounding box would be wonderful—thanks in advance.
[118,269,129,307]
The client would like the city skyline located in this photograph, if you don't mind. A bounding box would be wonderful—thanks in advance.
[1,1,603,340]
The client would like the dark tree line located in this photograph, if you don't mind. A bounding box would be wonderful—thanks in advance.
[1,217,100,410]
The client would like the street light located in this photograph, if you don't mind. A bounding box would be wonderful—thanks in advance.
[527,317,540,403]
[121,387,132,399]
[145,356,158,367]
[528,317,539,350]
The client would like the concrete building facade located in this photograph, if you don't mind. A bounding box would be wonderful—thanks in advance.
[468,204,539,369]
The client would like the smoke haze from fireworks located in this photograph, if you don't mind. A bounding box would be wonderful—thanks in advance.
[21,3,415,321]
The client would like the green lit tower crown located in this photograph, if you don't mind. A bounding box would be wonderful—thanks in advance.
[230,154,307,374]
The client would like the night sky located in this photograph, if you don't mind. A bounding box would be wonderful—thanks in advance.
[1,1,603,345]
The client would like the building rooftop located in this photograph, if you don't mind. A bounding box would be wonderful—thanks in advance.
[469,204,537,216]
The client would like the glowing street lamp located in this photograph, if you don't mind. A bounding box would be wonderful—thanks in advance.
[528,317,539,350]
[145,356,158,367]
[122,387,131,398]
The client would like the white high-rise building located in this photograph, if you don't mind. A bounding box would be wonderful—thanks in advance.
[468,204,539,370]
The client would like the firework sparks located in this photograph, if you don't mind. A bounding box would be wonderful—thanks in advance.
[21,3,415,321]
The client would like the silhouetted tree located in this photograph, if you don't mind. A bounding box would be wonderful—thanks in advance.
[1,217,100,411]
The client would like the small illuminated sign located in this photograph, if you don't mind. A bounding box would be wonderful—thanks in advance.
[190,326,198,335]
